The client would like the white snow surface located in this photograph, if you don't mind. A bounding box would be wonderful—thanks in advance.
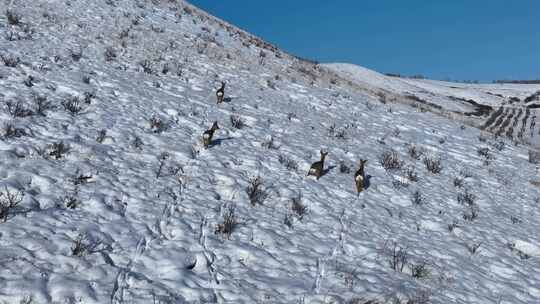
[0,1,540,303]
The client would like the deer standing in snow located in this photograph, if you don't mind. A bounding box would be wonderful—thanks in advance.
[216,81,226,104]
[307,150,328,180]
[203,121,220,149]
[355,159,368,195]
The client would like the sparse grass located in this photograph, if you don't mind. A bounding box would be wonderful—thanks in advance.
[230,115,245,129]
[278,154,298,171]
[423,156,442,174]
[380,150,403,171]
[246,176,269,206]
[5,100,33,117]
[408,144,424,160]
[61,96,83,115]
[215,204,237,239]
[291,192,307,220]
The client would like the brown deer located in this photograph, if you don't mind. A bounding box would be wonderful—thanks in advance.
[216,81,226,104]
[202,121,220,149]
[307,150,328,180]
[354,159,368,195]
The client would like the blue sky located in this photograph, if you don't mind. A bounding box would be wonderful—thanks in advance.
[189,0,540,82]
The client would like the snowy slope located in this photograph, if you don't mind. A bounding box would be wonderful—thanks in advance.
[1,1,540,304]
[325,63,540,147]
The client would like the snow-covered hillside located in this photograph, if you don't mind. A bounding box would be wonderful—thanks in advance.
[1,1,540,303]
[325,63,540,147]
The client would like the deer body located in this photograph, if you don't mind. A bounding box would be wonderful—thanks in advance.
[203,121,220,149]
[355,159,368,195]
[307,150,328,180]
[216,82,225,104]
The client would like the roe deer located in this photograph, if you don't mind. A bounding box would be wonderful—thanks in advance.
[307,150,328,180]
[355,159,368,195]
[203,121,220,149]
[216,81,226,104]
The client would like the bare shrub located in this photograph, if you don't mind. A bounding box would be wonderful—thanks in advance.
[410,262,431,279]
[48,141,70,160]
[215,204,237,239]
[83,91,95,104]
[261,135,279,149]
[5,100,33,117]
[0,186,25,222]
[457,189,476,206]
[465,242,482,255]
[2,122,27,139]
[448,220,459,232]
[508,242,531,260]
[463,204,480,221]
[408,144,424,160]
[411,190,425,206]
[6,10,22,25]
[339,161,351,174]
[1,54,20,67]
[477,147,493,165]
[23,75,34,87]
[32,94,53,116]
[70,48,83,61]
[62,190,81,209]
[132,136,143,150]
[529,149,540,164]
[71,233,106,257]
[403,165,418,182]
[230,115,245,129]
[139,60,154,74]
[453,177,464,188]
[149,115,168,133]
[96,129,107,143]
[379,150,403,171]
[246,176,269,206]
[328,124,347,139]
[156,152,169,179]
[423,156,442,174]
[291,192,307,220]
[104,46,117,61]
[61,96,83,115]
[278,154,298,171]
[388,242,408,272]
